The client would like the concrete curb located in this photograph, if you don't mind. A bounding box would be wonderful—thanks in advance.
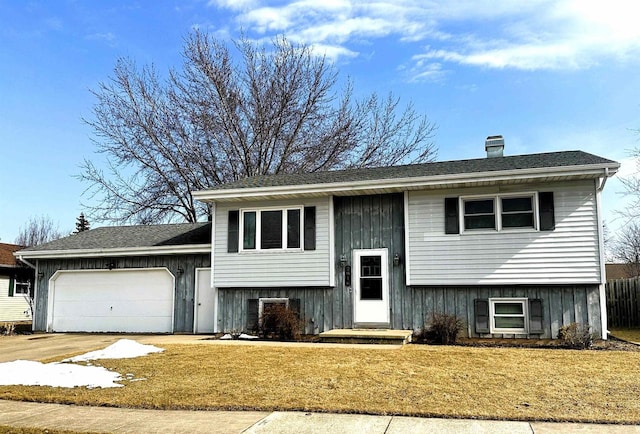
[2,400,640,434]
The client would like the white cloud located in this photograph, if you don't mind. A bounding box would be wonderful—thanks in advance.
[207,0,640,78]
[209,0,258,11]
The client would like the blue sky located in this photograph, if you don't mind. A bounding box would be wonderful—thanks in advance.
[1,0,639,243]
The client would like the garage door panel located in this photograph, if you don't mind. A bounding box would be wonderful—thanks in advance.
[51,269,174,333]
[53,300,173,317]
[52,316,173,333]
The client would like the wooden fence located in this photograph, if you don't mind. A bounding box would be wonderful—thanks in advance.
[606,278,640,328]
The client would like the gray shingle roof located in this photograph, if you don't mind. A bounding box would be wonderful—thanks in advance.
[21,222,211,252]
[214,151,617,190]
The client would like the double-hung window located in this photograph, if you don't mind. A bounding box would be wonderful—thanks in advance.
[461,193,536,232]
[489,298,528,334]
[501,196,534,228]
[463,198,495,230]
[14,279,30,296]
[241,207,303,251]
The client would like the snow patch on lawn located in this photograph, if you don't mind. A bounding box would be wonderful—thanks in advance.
[0,339,165,389]
[0,360,123,388]
[63,339,164,362]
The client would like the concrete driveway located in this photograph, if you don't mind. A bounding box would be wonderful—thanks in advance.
[0,333,217,362]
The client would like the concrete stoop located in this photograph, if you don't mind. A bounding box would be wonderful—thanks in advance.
[318,329,413,345]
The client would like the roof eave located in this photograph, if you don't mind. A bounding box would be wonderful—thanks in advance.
[14,244,212,259]
[193,163,620,202]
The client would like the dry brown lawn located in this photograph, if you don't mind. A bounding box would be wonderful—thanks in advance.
[610,328,640,343]
[2,343,640,424]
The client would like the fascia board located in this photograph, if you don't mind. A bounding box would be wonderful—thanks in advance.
[15,244,212,259]
[193,163,620,202]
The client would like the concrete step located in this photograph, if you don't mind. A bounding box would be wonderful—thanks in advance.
[318,329,413,345]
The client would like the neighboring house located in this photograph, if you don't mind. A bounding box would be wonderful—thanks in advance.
[0,242,34,322]
[605,263,638,280]
[16,137,620,339]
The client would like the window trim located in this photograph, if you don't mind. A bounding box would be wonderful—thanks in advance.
[489,297,529,334]
[239,206,304,252]
[13,279,30,296]
[460,192,538,233]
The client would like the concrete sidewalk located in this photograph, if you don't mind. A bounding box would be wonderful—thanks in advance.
[1,400,639,434]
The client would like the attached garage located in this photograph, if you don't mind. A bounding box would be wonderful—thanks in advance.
[15,222,212,333]
[48,268,175,333]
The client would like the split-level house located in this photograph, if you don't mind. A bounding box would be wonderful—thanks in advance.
[16,137,620,339]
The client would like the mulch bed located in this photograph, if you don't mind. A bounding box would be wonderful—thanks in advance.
[455,335,640,351]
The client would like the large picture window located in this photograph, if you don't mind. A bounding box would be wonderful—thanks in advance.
[461,193,536,232]
[241,207,303,251]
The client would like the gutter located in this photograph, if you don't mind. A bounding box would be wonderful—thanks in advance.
[193,163,621,202]
[15,244,212,260]
[17,255,36,269]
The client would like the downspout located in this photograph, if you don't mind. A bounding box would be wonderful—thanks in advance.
[596,168,610,340]
[17,255,38,332]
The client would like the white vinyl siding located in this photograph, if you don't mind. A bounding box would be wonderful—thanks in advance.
[408,181,601,285]
[0,275,31,322]
[214,197,331,287]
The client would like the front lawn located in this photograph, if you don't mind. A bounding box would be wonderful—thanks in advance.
[610,328,640,343]
[1,344,640,424]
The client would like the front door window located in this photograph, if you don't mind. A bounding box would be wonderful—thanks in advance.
[360,256,383,300]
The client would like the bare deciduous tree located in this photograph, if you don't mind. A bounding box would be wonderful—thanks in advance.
[15,215,63,247]
[612,222,640,277]
[80,32,437,224]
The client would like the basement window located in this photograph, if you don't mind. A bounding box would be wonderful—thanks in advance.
[258,298,289,327]
[489,298,528,334]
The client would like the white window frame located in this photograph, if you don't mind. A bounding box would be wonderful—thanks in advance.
[14,279,30,296]
[460,192,538,233]
[258,297,289,327]
[239,206,304,252]
[489,297,529,334]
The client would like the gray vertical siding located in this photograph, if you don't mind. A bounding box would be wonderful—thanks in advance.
[406,285,601,339]
[217,287,333,334]
[34,254,210,332]
[333,193,405,329]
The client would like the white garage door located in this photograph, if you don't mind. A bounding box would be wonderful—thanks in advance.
[49,269,175,333]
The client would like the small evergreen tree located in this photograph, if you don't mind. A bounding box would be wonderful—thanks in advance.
[74,212,90,233]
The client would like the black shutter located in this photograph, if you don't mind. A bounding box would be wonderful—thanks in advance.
[246,299,259,333]
[529,299,544,334]
[304,206,316,250]
[228,210,239,253]
[474,298,490,334]
[289,298,301,319]
[8,275,14,297]
[539,192,555,231]
[445,197,460,234]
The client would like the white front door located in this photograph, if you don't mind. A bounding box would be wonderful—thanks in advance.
[353,248,390,326]
[194,268,216,334]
